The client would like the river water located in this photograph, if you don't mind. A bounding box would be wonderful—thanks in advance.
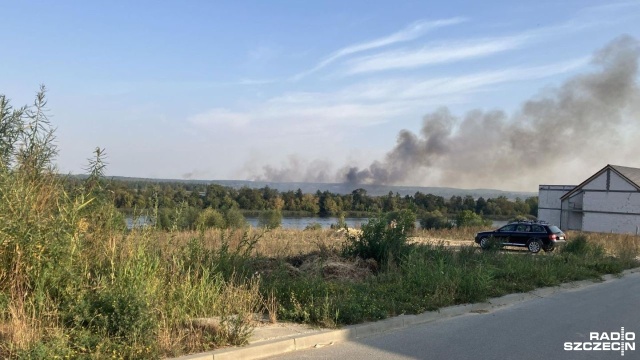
[126,215,507,230]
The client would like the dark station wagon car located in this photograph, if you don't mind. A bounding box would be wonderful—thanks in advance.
[474,221,567,253]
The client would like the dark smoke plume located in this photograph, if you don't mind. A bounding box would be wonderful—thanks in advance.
[252,36,640,190]
[345,35,640,189]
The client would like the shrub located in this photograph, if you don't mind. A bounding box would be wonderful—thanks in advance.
[419,210,453,230]
[561,234,604,257]
[225,208,247,229]
[343,212,413,267]
[455,210,492,228]
[330,213,347,229]
[304,222,322,231]
[508,215,535,223]
[258,210,282,229]
[198,208,226,230]
[385,209,416,232]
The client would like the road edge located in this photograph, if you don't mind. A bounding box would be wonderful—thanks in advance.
[169,267,640,360]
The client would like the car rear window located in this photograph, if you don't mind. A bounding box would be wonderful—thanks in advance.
[549,226,562,233]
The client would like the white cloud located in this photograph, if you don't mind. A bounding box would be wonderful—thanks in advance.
[344,35,529,75]
[189,57,587,138]
[290,17,466,81]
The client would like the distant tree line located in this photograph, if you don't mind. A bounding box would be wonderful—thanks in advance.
[63,178,538,221]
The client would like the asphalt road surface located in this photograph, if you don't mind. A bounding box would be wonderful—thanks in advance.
[268,271,640,360]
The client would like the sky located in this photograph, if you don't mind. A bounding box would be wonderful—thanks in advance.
[1,0,640,191]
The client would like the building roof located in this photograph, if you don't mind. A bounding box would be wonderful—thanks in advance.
[560,164,640,200]
[610,165,640,188]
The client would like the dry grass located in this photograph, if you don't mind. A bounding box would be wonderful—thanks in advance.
[150,226,489,259]
[152,228,347,258]
[567,231,640,259]
[408,227,484,248]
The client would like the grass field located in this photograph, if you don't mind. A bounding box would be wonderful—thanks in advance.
[3,212,639,359]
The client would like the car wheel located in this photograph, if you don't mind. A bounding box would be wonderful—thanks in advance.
[543,246,555,252]
[479,237,491,249]
[527,239,543,253]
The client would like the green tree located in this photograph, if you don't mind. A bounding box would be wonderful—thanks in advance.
[462,195,476,212]
[382,191,398,212]
[455,210,492,228]
[475,197,487,214]
[526,196,539,217]
[300,193,320,214]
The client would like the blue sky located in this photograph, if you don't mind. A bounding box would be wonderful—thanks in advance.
[1,1,639,190]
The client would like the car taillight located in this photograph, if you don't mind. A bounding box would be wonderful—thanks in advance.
[549,234,557,240]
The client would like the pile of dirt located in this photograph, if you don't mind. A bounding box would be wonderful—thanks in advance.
[253,252,375,282]
[252,257,301,277]
[295,253,374,281]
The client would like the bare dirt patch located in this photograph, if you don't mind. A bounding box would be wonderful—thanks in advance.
[254,252,375,282]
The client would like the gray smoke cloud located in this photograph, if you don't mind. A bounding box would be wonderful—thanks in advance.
[344,35,640,189]
[253,36,640,190]
[250,156,334,183]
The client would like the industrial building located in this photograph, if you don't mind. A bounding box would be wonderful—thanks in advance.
[538,164,640,234]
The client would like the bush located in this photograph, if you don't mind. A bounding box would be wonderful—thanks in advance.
[304,222,322,231]
[507,215,536,223]
[225,207,247,229]
[419,210,453,230]
[258,210,282,229]
[330,213,347,229]
[562,235,589,255]
[561,234,604,257]
[455,210,492,228]
[343,211,414,267]
[197,208,226,230]
[385,209,416,232]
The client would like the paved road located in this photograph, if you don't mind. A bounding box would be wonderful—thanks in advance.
[268,272,640,360]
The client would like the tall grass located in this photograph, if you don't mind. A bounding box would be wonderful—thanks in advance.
[0,89,269,358]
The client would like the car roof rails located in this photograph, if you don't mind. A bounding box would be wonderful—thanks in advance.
[508,219,548,225]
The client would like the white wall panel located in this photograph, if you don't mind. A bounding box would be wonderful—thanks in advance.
[583,192,640,213]
[583,172,607,190]
[610,172,637,191]
[583,213,640,234]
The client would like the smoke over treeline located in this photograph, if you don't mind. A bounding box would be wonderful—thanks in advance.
[254,36,640,190]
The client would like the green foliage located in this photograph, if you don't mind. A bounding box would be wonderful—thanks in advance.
[266,240,638,327]
[225,207,247,229]
[103,172,538,221]
[455,210,492,228]
[153,203,201,231]
[384,209,416,231]
[330,213,347,229]
[198,208,226,230]
[304,222,322,231]
[507,214,535,223]
[343,211,414,266]
[419,210,453,230]
[258,210,282,229]
[482,235,503,251]
[561,234,604,257]
[0,89,268,358]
